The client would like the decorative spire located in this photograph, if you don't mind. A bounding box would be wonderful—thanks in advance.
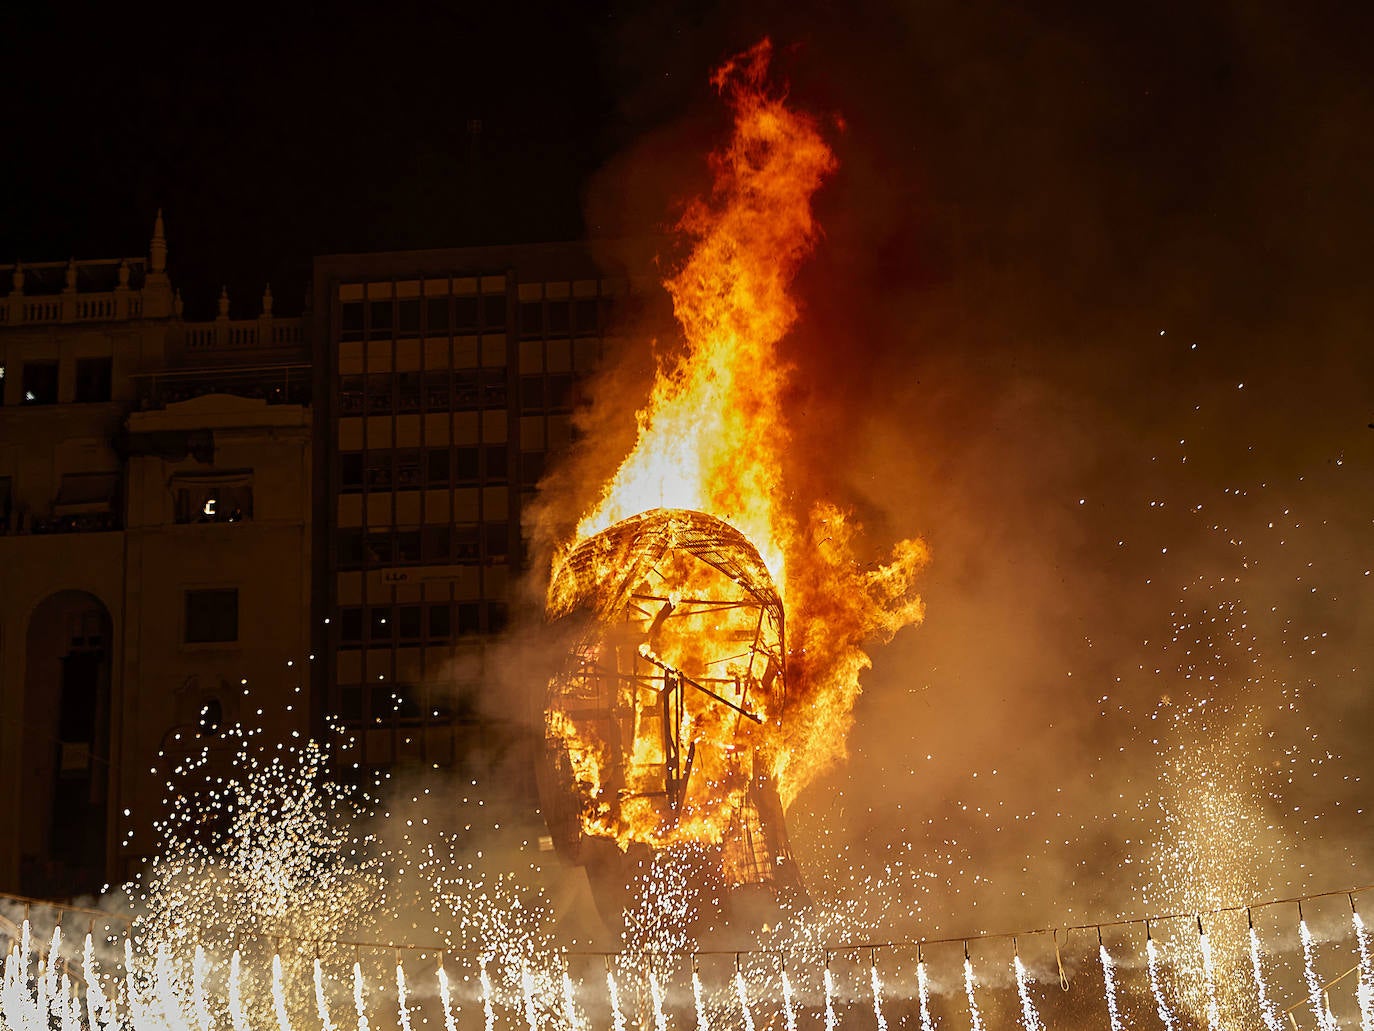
[150,208,167,273]
[64,257,78,293]
[217,286,230,319]
[260,283,273,316]
[173,289,184,319]
[10,262,22,295]
[117,260,131,289]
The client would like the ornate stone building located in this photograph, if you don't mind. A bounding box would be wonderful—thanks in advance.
[0,215,312,896]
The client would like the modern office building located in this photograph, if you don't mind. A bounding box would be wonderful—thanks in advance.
[309,242,651,782]
[0,216,312,896]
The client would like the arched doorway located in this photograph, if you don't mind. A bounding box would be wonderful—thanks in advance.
[21,591,112,897]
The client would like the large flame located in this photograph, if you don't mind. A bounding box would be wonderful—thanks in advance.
[549,39,928,850]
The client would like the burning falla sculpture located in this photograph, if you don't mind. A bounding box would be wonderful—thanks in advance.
[538,508,804,928]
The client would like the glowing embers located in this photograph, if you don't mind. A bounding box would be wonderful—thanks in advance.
[541,508,800,903]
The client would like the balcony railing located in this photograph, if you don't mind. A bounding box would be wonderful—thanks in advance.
[133,363,312,410]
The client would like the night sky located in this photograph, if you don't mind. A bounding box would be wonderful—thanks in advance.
[5,0,1374,941]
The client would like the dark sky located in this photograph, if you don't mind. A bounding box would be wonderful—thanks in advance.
[6,0,1374,965]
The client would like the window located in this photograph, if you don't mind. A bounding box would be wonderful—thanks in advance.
[75,357,112,403]
[574,298,599,335]
[424,371,450,410]
[422,525,450,562]
[479,368,507,407]
[395,449,422,489]
[340,453,364,492]
[547,300,570,334]
[398,605,422,640]
[22,360,58,405]
[547,373,574,411]
[519,301,543,338]
[457,602,481,634]
[426,448,450,486]
[520,375,544,413]
[395,530,421,563]
[337,529,364,568]
[485,445,508,482]
[339,376,365,416]
[397,299,421,335]
[339,607,364,642]
[368,300,392,336]
[455,446,479,483]
[185,589,238,644]
[454,524,480,562]
[484,522,509,560]
[369,606,392,641]
[482,295,506,329]
[365,452,392,489]
[397,372,422,412]
[426,298,450,334]
[520,450,545,485]
[428,603,452,640]
[174,475,253,523]
[454,296,479,330]
[366,373,393,414]
[340,301,365,340]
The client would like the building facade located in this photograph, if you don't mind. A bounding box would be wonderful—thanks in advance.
[0,216,312,896]
[309,243,647,784]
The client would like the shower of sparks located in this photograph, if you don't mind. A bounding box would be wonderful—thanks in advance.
[1301,920,1339,1031]
[1197,930,1222,1031]
[962,957,984,1031]
[1248,926,1286,1031]
[437,963,459,1031]
[916,961,936,1031]
[480,964,497,1031]
[649,968,668,1031]
[1012,954,1043,1031]
[561,969,582,1031]
[230,951,250,1031]
[692,970,710,1031]
[520,963,538,1031]
[869,961,888,1031]
[780,968,798,1031]
[823,966,838,1031]
[394,961,412,1031]
[1099,944,1124,1031]
[1147,937,1178,1031]
[606,967,626,1031]
[352,962,370,1031]
[1354,911,1374,1031]
[271,953,293,1031]
[736,968,756,1031]
[313,958,334,1031]
[194,946,214,1031]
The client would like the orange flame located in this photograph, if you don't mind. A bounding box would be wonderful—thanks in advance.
[550,39,928,845]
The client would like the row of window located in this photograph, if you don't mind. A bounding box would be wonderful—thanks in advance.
[340,446,507,492]
[336,523,509,567]
[336,682,482,725]
[338,370,507,414]
[339,296,506,340]
[337,599,509,643]
[1,358,112,406]
[336,295,610,342]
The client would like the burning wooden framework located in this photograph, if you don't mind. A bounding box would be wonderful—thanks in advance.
[539,508,803,922]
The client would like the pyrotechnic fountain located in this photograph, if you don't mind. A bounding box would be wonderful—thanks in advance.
[3,36,1373,1031]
